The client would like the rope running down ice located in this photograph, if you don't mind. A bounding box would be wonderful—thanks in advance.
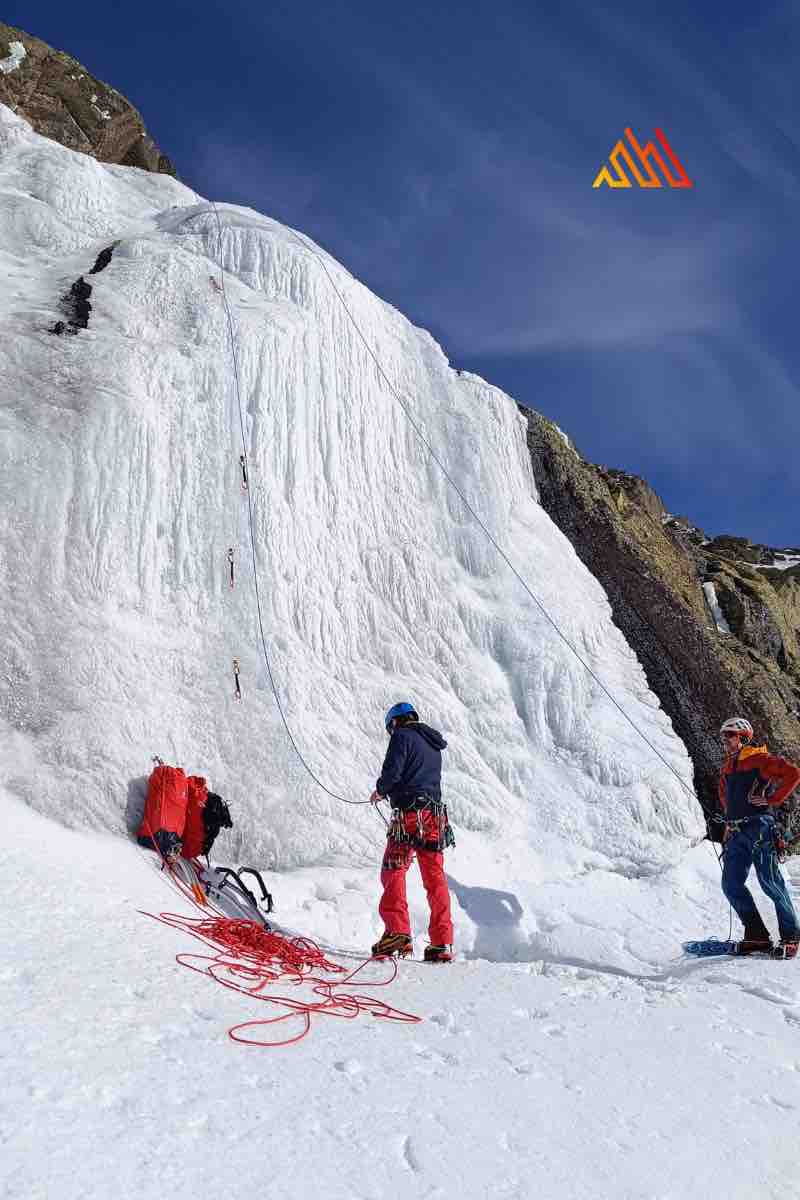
[210,201,373,811]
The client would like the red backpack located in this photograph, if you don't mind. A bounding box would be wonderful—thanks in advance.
[137,764,189,859]
[181,775,209,859]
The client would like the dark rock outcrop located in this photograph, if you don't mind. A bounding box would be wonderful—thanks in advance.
[524,410,800,824]
[0,23,175,175]
[50,244,116,335]
[50,276,92,336]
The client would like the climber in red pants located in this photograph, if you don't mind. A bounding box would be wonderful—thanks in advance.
[369,702,454,963]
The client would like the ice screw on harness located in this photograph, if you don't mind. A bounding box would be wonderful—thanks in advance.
[233,657,242,701]
[227,546,235,590]
[239,455,248,491]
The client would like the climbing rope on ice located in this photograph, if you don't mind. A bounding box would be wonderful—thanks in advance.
[207,200,376,810]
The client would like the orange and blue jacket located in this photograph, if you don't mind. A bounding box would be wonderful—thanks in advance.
[719,744,800,822]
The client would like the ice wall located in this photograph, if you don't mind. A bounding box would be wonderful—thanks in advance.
[0,104,703,873]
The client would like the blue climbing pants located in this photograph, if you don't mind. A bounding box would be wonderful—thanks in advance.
[722,815,800,941]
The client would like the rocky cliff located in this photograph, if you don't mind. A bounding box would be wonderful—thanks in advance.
[0,23,174,175]
[524,410,800,825]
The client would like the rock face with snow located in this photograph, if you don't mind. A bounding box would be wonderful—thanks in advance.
[0,101,702,898]
[0,23,175,175]
[525,410,800,823]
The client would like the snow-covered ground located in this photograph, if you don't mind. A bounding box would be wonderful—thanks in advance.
[5,791,800,1200]
[2,103,800,1199]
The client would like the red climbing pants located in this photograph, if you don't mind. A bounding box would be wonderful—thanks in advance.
[379,816,453,945]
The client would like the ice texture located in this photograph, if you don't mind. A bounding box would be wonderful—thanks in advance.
[0,102,701,880]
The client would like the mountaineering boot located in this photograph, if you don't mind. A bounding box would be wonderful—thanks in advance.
[423,944,453,963]
[775,940,799,960]
[371,931,413,958]
[734,938,773,956]
[734,917,773,956]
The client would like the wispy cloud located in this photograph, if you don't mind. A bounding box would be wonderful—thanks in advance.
[178,0,800,541]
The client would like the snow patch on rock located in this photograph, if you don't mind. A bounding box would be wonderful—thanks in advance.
[0,40,26,75]
[702,582,732,634]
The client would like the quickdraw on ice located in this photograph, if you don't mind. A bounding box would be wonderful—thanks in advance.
[227,546,235,590]
[239,454,248,491]
[232,658,242,701]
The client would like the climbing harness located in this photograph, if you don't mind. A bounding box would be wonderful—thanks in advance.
[387,798,455,852]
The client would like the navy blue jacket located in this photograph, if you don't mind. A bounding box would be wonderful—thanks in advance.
[376,722,447,808]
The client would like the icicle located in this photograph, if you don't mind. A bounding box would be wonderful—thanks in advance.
[227,546,235,590]
[233,657,242,701]
[239,455,249,491]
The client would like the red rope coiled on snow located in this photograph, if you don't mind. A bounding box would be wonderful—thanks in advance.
[142,876,421,1047]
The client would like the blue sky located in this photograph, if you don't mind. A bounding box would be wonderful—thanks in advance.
[10,1,800,544]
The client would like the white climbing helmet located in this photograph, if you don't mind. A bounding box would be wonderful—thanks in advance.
[720,716,754,740]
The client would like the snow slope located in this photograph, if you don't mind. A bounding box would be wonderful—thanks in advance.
[4,790,800,1200]
[0,102,699,890]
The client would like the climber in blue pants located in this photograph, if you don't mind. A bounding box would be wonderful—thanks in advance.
[718,716,800,956]
[722,816,800,946]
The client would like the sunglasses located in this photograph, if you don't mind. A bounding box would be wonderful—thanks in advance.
[722,731,742,739]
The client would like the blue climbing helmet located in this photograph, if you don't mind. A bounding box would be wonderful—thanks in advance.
[385,701,418,732]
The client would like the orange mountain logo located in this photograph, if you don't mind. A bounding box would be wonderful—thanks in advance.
[593,128,693,189]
